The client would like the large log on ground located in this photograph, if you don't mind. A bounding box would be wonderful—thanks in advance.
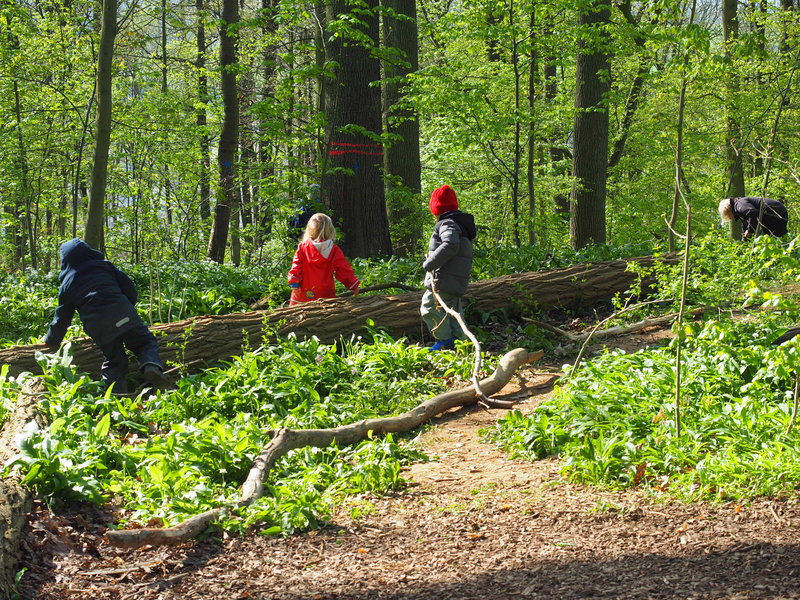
[0,380,45,598]
[0,255,675,379]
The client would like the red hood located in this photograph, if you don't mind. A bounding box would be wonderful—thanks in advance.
[302,239,334,265]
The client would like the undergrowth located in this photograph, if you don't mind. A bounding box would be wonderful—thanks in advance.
[4,331,493,534]
[483,233,800,502]
[484,315,800,501]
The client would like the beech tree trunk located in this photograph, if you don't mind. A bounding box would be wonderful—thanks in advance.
[206,0,239,262]
[85,0,117,251]
[723,0,745,241]
[322,0,392,258]
[569,0,610,250]
[382,0,422,256]
[0,255,675,379]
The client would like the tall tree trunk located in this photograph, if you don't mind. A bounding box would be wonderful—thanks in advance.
[161,0,173,230]
[670,0,696,252]
[73,84,95,239]
[545,66,569,219]
[510,0,522,248]
[85,0,117,251]
[723,0,745,240]
[322,0,392,258]
[569,0,610,249]
[206,0,239,263]
[13,80,35,269]
[781,0,794,56]
[527,3,537,246]
[239,60,255,253]
[257,0,278,239]
[382,0,422,256]
[197,0,211,221]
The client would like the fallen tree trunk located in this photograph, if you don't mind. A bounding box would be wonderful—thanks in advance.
[0,255,675,379]
[106,348,543,549]
[0,379,46,598]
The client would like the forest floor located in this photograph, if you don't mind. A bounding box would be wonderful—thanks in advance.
[16,321,800,600]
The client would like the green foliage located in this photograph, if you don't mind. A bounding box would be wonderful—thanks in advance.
[484,315,800,501]
[0,260,288,347]
[5,330,486,533]
[0,364,20,427]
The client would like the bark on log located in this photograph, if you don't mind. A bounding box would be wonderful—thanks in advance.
[106,348,544,549]
[0,255,675,379]
[0,379,46,599]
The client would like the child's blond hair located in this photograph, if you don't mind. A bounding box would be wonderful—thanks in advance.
[302,213,336,243]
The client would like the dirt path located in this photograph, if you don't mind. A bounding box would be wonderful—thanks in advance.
[16,331,800,599]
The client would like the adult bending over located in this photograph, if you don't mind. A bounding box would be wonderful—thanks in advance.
[719,197,788,238]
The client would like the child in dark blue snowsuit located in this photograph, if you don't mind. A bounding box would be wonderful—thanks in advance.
[43,239,169,393]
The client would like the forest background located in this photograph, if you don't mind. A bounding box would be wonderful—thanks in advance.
[1,0,796,274]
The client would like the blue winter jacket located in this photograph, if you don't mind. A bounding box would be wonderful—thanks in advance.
[43,239,144,348]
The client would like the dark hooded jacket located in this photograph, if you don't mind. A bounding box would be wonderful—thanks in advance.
[43,239,144,348]
[423,211,477,297]
[731,197,789,237]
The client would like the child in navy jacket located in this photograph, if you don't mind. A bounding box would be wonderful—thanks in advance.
[43,239,169,393]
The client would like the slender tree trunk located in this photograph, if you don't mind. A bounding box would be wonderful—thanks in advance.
[527,4,537,245]
[607,0,648,171]
[670,0,696,252]
[161,0,173,230]
[382,0,422,256]
[257,0,278,238]
[196,0,211,221]
[723,0,745,240]
[510,0,522,248]
[73,84,95,239]
[322,0,392,258]
[781,0,794,57]
[85,0,116,251]
[13,80,35,269]
[545,59,569,219]
[569,0,610,249]
[206,0,239,263]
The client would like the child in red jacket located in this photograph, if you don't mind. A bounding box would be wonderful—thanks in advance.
[288,213,360,305]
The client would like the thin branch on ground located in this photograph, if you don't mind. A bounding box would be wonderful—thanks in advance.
[568,299,673,379]
[524,307,703,344]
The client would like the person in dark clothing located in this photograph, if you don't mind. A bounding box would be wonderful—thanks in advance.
[288,184,322,243]
[421,185,477,351]
[43,239,170,393]
[719,197,789,238]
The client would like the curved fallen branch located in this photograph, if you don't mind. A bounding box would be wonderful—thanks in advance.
[430,284,511,409]
[106,347,543,549]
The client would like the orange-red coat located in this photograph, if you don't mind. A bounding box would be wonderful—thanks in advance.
[287,240,360,305]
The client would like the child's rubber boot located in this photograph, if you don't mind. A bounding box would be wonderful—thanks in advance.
[143,365,171,390]
[429,337,456,352]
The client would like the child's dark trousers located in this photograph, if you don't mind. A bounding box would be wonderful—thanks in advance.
[99,324,163,392]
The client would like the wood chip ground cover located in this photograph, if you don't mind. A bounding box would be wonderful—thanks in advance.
[15,328,800,599]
